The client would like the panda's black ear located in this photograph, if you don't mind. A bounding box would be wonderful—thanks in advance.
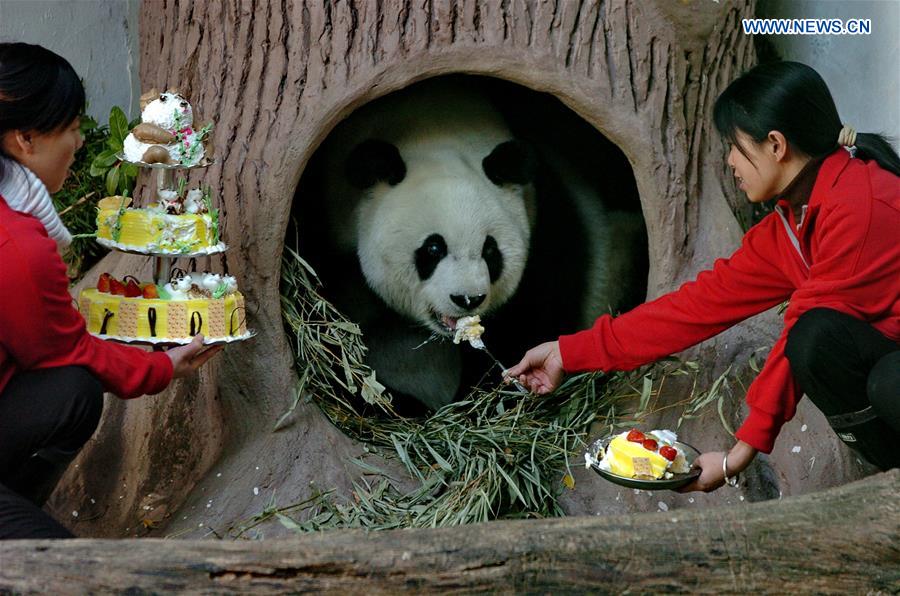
[346,139,407,189]
[482,140,538,186]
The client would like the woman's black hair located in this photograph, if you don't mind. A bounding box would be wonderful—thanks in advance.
[714,61,900,177]
[0,42,86,179]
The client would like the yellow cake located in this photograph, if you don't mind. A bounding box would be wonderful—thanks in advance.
[602,434,670,479]
[594,429,690,480]
[96,207,223,255]
[79,272,248,343]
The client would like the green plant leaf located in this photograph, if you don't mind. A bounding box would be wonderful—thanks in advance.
[80,115,98,132]
[109,106,129,143]
[90,149,118,176]
[105,164,120,196]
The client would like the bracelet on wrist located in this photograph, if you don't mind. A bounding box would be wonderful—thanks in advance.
[722,452,740,488]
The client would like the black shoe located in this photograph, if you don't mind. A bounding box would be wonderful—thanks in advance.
[827,406,900,471]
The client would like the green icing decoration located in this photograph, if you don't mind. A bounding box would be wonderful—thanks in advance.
[202,187,220,243]
[110,196,128,242]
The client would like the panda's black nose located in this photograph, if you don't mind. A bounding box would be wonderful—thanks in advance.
[451,294,486,310]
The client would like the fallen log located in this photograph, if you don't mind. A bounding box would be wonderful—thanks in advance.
[2,470,897,594]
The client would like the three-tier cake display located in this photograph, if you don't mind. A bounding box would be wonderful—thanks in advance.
[78,90,254,345]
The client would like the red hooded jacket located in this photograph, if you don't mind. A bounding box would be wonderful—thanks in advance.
[559,149,900,453]
[0,195,173,399]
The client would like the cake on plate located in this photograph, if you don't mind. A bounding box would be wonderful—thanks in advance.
[591,429,691,480]
[94,189,224,255]
[79,270,248,343]
[122,90,211,167]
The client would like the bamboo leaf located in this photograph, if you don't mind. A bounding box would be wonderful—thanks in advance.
[495,465,526,506]
[423,441,453,473]
[276,512,303,532]
[349,457,388,476]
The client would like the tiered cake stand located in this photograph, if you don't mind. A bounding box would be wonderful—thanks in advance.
[89,155,255,346]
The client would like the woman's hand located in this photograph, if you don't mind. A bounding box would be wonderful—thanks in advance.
[679,441,757,493]
[166,335,225,379]
[504,341,564,394]
[679,451,728,492]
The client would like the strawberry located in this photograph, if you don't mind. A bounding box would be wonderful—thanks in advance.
[97,272,111,293]
[110,277,126,295]
[124,279,142,298]
[626,429,646,443]
[142,283,159,299]
[642,438,659,452]
[659,445,677,461]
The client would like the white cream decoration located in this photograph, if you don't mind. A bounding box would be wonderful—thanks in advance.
[202,273,222,292]
[222,275,238,294]
[184,189,204,214]
[142,92,193,131]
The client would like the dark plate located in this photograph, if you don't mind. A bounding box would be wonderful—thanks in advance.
[586,436,701,491]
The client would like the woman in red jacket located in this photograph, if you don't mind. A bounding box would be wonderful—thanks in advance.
[0,43,224,538]
[507,61,900,492]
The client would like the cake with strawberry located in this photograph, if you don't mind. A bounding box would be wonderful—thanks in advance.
[94,189,224,255]
[79,270,248,343]
[595,429,691,480]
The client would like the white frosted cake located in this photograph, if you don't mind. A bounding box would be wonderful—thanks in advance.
[122,90,211,167]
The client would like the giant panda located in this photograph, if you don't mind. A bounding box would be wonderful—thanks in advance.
[299,78,640,412]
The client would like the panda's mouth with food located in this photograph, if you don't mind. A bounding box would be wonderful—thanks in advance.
[431,310,481,335]
[414,233,504,337]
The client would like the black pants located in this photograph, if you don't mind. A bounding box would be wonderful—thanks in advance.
[0,366,103,539]
[786,308,900,470]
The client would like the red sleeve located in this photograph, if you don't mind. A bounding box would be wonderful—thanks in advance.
[558,216,795,374]
[736,183,900,452]
[0,218,173,399]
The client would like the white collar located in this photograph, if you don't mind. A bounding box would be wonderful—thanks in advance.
[0,156,72,250]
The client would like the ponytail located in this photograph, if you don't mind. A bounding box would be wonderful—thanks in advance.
[853,132,900,177]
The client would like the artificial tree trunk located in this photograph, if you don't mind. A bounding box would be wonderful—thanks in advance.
[10,471,899,593]
[50,0,871,538]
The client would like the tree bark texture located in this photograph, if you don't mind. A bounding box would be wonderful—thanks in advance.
[8,470,899,594]
[50,0,870,538]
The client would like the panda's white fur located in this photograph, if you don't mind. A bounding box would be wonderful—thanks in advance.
[356,164,531,336]
[322,80,535,339]
[312,79,635,410]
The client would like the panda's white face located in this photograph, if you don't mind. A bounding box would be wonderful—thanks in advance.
[356,165,532,336]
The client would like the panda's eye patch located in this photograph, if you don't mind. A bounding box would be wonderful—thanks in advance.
[482,235,503,283]
[415,234,447,281]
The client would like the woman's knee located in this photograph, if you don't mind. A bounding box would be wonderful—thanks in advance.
[785,308,847,375]
[868,351,900,431]
[72,368,103,430]
[56,367,104,446]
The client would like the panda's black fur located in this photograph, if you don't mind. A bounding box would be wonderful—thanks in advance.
[294,77,644,413]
